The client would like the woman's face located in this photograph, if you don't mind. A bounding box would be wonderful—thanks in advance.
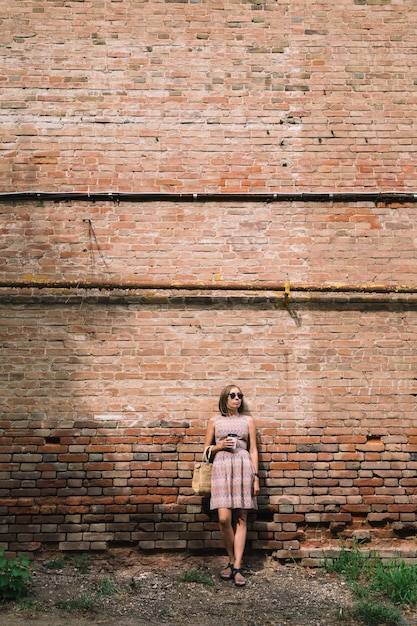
[226,387,243,413]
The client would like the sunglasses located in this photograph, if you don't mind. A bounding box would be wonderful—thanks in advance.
[229,392,243,400]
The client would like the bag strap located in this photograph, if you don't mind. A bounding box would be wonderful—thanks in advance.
[202,445,213,462]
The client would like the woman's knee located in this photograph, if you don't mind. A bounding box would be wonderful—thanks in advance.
[218,511,232,529]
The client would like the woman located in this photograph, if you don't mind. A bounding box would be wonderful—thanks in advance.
[204,384,259,587]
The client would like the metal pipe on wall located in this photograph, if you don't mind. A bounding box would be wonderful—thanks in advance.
[0,279,416,295]
[1,191,417,203]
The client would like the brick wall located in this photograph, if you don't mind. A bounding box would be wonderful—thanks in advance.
[1,199,416,558]
[1,0,417,193]
[1,0,417,558]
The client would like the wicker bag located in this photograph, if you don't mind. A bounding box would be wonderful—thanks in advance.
[192,446,213,496]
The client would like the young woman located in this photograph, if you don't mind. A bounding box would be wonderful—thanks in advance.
[204,384,259,587]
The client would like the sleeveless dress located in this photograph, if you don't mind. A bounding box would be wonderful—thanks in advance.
[210,414,258,511]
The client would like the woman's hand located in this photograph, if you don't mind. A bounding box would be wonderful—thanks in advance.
[213,436,235,453]
[253,476,260,496]
[221,436,236,451]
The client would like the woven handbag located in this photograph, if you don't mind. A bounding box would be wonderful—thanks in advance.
[192,446,213,496]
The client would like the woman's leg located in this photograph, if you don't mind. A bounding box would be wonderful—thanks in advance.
[217,508,248,585]
[217,507,235,565]
[232,509,248,570]
[231,510,247,586]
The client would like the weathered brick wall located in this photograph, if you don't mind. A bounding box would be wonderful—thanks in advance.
[1,0,417,558]
[1,0,417,193]
[1,199,416,557]
[2,198,416,285]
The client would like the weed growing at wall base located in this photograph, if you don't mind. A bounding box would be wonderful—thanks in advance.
[372,557,417,606]
[0,549,33,600]
[324,540,417,625]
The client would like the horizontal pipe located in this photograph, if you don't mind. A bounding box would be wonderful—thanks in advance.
[1,191,417,204]
[1,279,416,295]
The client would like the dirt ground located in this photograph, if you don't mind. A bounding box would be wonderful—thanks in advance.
[0,548,416,626]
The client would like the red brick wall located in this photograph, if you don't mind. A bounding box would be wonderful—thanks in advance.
[1,0,417,558]
[1,199,416,556]
[1,0,417,193]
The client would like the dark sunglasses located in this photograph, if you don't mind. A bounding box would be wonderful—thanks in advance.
[229,392,243,400]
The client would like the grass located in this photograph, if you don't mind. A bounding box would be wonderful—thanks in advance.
[180,568,214,586]
[324,540,417,625]
[353,600,403,626]
[54,576,120,613]
[372,557,417,605]
[55,593,95,612]
[1,551,121,616]
[17,598,43,612]
[94,576,119,597]
[43,553,90,574]
[43,556,68,570]
[72,554,91,574]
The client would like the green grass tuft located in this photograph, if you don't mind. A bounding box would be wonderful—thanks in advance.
[55,593,95,612]
[94,577,118,597]
[181,568,214,586]
[324,540,417,626]
[353,600,403,626]
[372,558,417,606]
[43,556,68,570]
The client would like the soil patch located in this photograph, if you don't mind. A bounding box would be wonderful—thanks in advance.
[0,548,414,626]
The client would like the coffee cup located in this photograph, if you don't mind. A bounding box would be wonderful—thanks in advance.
[228,433,238,449]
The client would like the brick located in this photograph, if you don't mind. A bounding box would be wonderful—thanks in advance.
[59,542,91,552]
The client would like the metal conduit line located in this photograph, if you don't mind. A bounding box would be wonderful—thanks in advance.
[1,279,416,295]
[1,191,417,203]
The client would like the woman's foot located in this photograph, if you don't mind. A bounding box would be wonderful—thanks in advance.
[232,567,246,587]
[220,562,234,580]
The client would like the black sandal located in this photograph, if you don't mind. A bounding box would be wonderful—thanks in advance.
[232,567,246,587]
[220,562,234,580]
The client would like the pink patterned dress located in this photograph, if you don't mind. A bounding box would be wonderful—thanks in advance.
[210,414,258,511]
